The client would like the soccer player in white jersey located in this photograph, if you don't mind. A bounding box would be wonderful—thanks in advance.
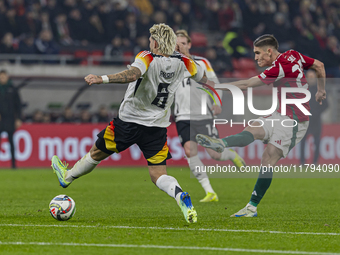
[174,30,246,202]
[196,34,326,217]
[51,24,213,223]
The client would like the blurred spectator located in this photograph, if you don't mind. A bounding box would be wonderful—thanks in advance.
[79,109,92,123]
[206,0,219,31]
[58,106,76,123]
[62,0,78,14]
[218,0,235,32]
[320,36,340,77]
[0,69,22,169]
[18,33,37,64]
[206,44,233,76]
[314,26,328,49]
[153,11,167,24]
[178,2,192,31]
[40,12,53,35]
[269,13,292,51]
[22,9,41,37]
[32,109,44,123]
[86,14,105,44]
[42,112,51,123]
[155,0,171,21]
[114,19,129,41]
[171,12,186,32]
[35,29,59,55]
[68,8,88,45]
[42,0,62,22]
[125,12,138,41]
[3,8,25,37]
[93,105,109,123]
[133,35,149,55]
[136,14,152,37]
[0,32,17,54]
[52,13,73,45]
[105,36,124,58]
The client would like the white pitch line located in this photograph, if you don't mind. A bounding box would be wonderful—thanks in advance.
[1,224,340,236]
[0,241,339,255]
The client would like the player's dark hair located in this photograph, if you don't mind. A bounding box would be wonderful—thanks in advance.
[0,69,7,74]
[253,34,279,50]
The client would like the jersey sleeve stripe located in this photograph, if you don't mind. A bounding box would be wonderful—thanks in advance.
[199,58,213,72]
[136,51,154,71]
[182,57,197,76]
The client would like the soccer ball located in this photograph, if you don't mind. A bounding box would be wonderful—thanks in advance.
[49,195,76,221]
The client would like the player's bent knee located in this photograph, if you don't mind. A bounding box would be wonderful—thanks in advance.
[90,144,110,161]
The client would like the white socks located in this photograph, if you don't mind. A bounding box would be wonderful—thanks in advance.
[65,153,100,183]
[218,148,236,161]
[156,175,183,205]
[187,155,215,194]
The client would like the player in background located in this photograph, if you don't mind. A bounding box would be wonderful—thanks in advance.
[51,23,213,223]
[174,30,246,202]
[196,34,326,217]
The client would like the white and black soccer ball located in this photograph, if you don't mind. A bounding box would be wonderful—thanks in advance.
[49,195,76,221]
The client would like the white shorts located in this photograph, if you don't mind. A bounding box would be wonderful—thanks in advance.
[253,111,309,158]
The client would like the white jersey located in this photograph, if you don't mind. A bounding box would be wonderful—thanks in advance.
[174,55,221,121]
[119,50,204,127]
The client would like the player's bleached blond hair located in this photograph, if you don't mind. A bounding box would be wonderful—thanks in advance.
[149,23,176,55]
[175,29,191,43]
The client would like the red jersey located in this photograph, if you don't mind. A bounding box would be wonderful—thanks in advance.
[258,50,314,122]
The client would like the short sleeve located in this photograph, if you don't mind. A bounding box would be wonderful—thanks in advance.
[297,52,314,70]
[181,55,204,82]
[131,51,154,75]
[258,63,281,85]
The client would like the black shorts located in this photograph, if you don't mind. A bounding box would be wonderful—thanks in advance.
[96,117,172,165]
[175,119,219,147]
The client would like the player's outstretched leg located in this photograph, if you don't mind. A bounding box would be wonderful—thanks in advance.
[195,134,225,153]
[229,149,247,170]
[179,192,197,223]
[197,131,255,153]
[51,153,100,188]
[230,203,257,217]
[51,155,71,188]
[187,155,218,202]
[155,174,197,223]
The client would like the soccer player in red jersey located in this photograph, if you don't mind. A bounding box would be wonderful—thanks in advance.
[196,34,326,217]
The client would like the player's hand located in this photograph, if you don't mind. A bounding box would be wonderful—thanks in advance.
[84,74,102,85]
[211,105,222,116]
[315,90,326,105]
[205,80,215,89]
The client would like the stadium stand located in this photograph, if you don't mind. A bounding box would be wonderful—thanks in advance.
[0,0,338,122]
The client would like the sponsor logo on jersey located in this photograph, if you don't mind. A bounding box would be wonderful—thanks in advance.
[160,70,175,79]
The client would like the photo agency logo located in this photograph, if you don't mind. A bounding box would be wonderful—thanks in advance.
[200,84,312,128]
[198,84,222,113]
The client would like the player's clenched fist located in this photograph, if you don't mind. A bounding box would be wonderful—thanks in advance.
[84,74,102,85]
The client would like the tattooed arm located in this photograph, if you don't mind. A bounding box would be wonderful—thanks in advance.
[84,66,142,85]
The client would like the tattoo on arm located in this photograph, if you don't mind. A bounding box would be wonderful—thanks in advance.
[107,67,141,83]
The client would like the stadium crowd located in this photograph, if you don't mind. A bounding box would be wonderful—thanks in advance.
[0,0,339,76]
[0,0,339,123]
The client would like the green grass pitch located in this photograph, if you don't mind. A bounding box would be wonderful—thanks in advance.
[0,167,340,255]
